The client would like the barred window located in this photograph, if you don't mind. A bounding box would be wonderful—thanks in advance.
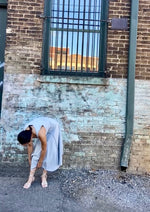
[42,0,109,77]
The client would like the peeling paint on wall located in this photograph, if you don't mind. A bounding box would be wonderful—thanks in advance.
[0,74,127,168]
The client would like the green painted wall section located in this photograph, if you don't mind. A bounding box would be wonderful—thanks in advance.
[0,74,126,168]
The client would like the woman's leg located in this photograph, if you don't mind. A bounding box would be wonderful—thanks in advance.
[41,169,48,188]
[23,168,36,189]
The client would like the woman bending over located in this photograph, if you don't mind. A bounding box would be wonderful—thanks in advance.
[17,117,63,189]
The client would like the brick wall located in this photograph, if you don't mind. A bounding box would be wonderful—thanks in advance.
[1,74,126,170]
[107,0,150,174]
[128,80,150,174]
[107,0,130,78]
[5,0,44,74]
[5,0,132,78]
[107,0,150,80]
[0,0,150,174]
[129,0,150,174]
[136,0,150,79]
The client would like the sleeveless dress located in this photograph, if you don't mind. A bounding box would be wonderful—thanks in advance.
[24,117,63,171]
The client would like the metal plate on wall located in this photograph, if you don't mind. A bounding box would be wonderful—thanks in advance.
[111,18,128,30]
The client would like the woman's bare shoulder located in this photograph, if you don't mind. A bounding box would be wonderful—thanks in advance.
[38,126,46,139]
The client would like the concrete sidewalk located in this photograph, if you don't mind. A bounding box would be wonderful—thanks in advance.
[0,176,85,212]
[0,173,118,212]
[0,164,150,212]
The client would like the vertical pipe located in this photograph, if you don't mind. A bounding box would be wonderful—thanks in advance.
[121,0,139,169]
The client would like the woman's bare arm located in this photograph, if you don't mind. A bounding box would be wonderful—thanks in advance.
[37,127,47,168]
[27,142,33,166]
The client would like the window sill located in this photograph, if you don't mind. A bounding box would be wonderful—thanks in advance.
[37,75,109,86]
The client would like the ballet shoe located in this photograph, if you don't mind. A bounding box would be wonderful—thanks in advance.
[41,174,48,188]
[23,175,35,189]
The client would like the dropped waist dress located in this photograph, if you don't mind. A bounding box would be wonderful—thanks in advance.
[24,117,63,172]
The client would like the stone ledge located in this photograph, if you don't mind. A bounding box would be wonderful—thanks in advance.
[37,75,109,86]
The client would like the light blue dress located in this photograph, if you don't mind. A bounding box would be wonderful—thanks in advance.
[24,117,63,171]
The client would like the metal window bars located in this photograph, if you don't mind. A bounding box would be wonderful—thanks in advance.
[43,0,108,76]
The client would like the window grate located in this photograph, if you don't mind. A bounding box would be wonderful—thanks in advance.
[42,0,109,76]
[49,0,101,74]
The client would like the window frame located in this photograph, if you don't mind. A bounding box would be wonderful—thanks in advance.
[0,0,7,116]
[0,0,7,6]
[41,0,109,77]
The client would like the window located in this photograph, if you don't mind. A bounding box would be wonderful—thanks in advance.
[42,0,109,77]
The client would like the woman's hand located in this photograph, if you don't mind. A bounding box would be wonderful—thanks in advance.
[37,161,43,169]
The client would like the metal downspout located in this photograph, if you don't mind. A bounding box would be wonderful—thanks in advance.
[120,0,139,169]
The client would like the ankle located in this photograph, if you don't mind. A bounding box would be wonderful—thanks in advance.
[28,174,34,181]
[41,174,47,179]
[42,171,47,177]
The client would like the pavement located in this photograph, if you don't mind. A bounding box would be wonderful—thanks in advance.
[0,164,150,212]
[0,167,118,212]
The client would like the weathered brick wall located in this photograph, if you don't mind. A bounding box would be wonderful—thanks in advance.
[0,0,150,174]
[1,74,126,170]
[128,0,150,174]
[107,0,150,174]
[5,0,132,78]
[128,80,150,174]
[136,0,150,79]
[107,0,150,80]
[107,0,130,78]
[5,0,44,74]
